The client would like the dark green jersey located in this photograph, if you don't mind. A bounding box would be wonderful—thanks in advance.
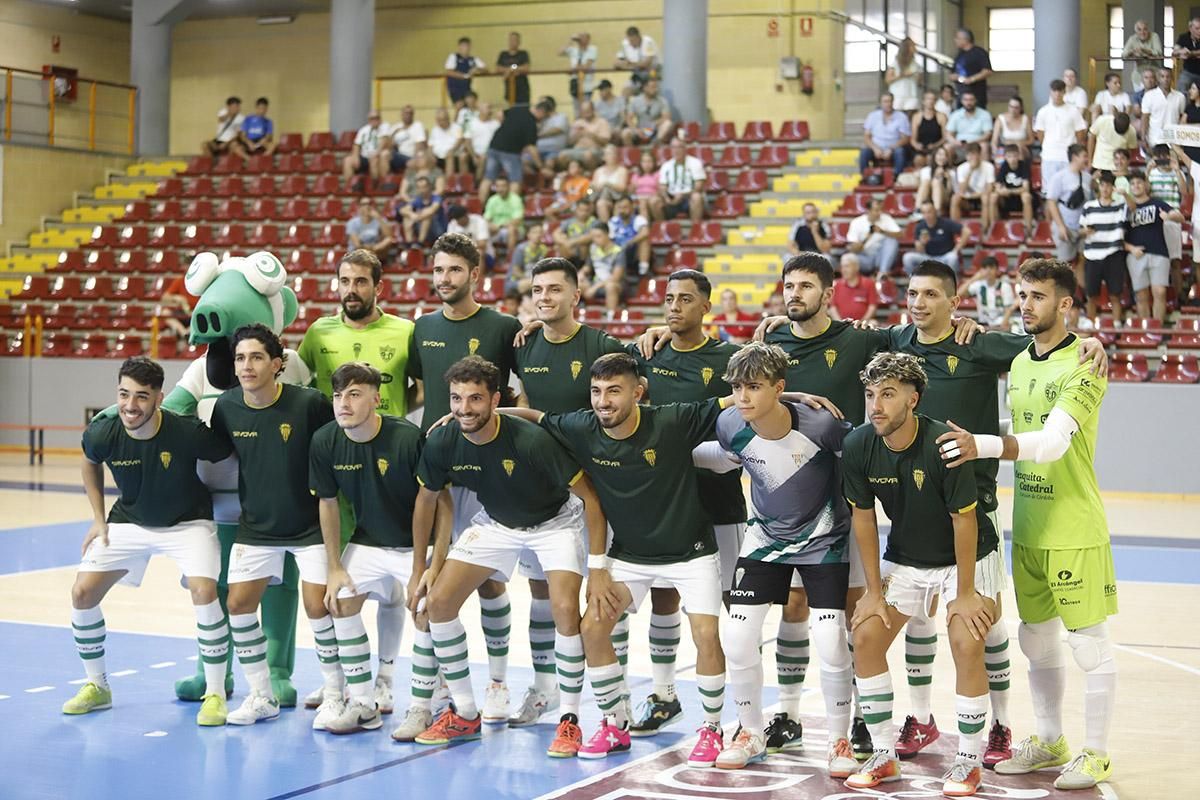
[408,306,522,431]
[515,324,625,413]
[309,415,424,548]
[841,415,994,568]
[541,399,724,565]
[765,319,891,424]
[417,414,582,529]
[211,383,334,546]
[628,337,746,525]
[82,411,232,527]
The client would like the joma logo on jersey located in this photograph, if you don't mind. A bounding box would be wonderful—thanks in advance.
[422,340,446,348]
[570,360,583,379]
[592,457,621,467]
[231,431,258,438]
[650,366,678,378]
[279,423,292,443]
[700,367,714,386]
[110,459,141,466]
[912,469,925,490]
[502,459,515,477]
[946,355,959,375]
[523,366,550,374]
[452,464,482,472]
[468,338,481,355]
[824,348,838,368]
[377,458,389,476]
[159,452,172,469]
[333,463,363,471]
[643,448,657,467]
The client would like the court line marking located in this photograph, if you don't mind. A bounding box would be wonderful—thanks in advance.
[149,661,176,669]
[24,686,54,693]
[1112,643,1200,676]
[263,739,479,800]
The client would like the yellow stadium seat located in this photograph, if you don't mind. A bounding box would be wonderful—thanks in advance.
[62,205,124,224]
[127,160,187,177]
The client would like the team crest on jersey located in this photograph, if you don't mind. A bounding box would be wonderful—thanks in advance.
[700,367,714,386]
[643,448,657,467]
[1028,378,1037,395]
[159,451,172,469]
[502,459,515,477]
[824,348,838,369]
[279,423,293,443]
[352,342,363,358]
[377,458,389,477]
[468,338,481,355]
[379,344,396,362]
[570,360,583,380]
[1044,382,1058,403]
[947,355,959,375]
[912,468,925,490]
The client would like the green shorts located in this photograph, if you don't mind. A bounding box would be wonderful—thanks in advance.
[1011,543,1118,629]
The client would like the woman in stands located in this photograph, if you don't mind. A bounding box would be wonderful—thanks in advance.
[887,38,921,112]
[910,90,948,169]
[631,150,660,221]
[991,96,1032,163]
[916,145,957,217]
[592,145,630,222]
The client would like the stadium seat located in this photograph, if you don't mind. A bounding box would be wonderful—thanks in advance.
[155,335,179,359]
[119,201,150,222]
[181,199,214,223]
[317,250,342,272]
[112,303,146,330]
[275,174,306,196]
[971,250,1010,273]
[78,276,112,302]
[213,199,245,222]
[983,220,1027,247]
[244,198,275,221]
[1027,221,1053,246]
[398,248,426,273]
[835,193,871,217]
[477,277,503,303]
[285,304,316,334]
[214,176,245,197]
[43,331,78,357]
[1171,317,1200,347]
[663,247,698,271]
[110,276,144,302]
[608,309,646,338]
[752,145,787,169]
[180,224,212,249]
[108,333,144,358]
[182,156,212,175]
[738,121,773,143]
[291,276,319,302]
[649,221,683,246]
[306,153,337,174]
[682,221,723,247]
[704,171,730,194]
[279,224,311,247]
[777,120,810,142]
[828,221,850,247]
[334,131,356,150]
[1108,352,1150,382]
[116,251,146,274]
[81,251,114,274]
[277,132,304,153]
[183,177,214,198]
[212,224,246,248]
[84,225,120,249]
[1117,317,1165,348]
[150,199,182,223]
[75,332,112,357]
[245,154,273,173]
[709,193,745,219]
[316,277,339,302]
[445,173,476,194]
[306,131,335,152]
[313,223,345,247]
[306,174,342,196]
[275,153,306,174]
[155,177,183,197]
[883,193,916,217]
[245,174,277,196]
[285,250,316,274]
[859,167,893,191]
[394,276,431,303]
[876,276,899,306]
[55,251,85,273]
[42,302,78,330]
[279,198,311,221]
[730,169,768,194]
[1153,353,1200,382]
[627,277,666,306]
[48,276,82,301]
[313,197,345,219]
[715,145,750,169]
[619,147,641,169]
[149,251,182,275]
[698,121,736,144]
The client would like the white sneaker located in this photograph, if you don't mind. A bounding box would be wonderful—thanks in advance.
[432,675,452,717]
[374,677,394,715]
[391,705,434,742]
[303,685,325,709]
[312,693,347,730]
[715,727,767,770]
[507,686,558,727]
[227,692,280,726]
[325,699,382,735]
[481,680,510,724]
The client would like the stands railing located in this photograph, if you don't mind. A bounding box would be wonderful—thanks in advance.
[826,9,954,98]
[1086,53,1182,97]
[1,65,137,154]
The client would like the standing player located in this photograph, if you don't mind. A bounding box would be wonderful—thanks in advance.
[64,357,233,726]
[842,352,1003,797]
[211,324,341,726]
[410,357,605,758]
[937,258,1117,791]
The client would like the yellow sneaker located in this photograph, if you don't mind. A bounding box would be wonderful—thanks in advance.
[1054,748,1112,790]
[994,734,1071,774]
[197,692,228,726]
[62,682,112,715]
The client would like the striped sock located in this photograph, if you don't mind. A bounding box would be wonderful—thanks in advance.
[479,593,511,684]
[71,606,108,690]
[956,693,989,766]
[985,625,1011,728]
[309,615,346,695]
[905,615,938,723]
[555,632,585,715]
[529,598,557,693]
[589,661,629,727]
[376,601,405,683]
[230,612,272,696]
[858,671,896,759]
[410,628,437,710]
[696,672,725,725]
[611,612,630,670]
[194,600,229,697]
[430,618,476,718]
[777,619,809,718]
[333,615,373,704]
[649,611,681,701]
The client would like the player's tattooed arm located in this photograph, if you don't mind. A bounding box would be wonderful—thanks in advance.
[80,457,109,556]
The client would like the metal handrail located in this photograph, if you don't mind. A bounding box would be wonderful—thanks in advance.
[1086,52,1182,97]
[826,9,955,69]
[1,64,138,154]
[374,65,645,111]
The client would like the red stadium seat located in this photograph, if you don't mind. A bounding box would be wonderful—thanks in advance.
[394,276,431,303]
[983,220,1027,247]
[278,197,311,221]
[445,173,476,195]
[276,132,304,153]
[876,276,899,306]
[1153,353,1200,382]
[649,221,683,246]
[663,247,698,271]
[245,174,277,196]
[82,251,115,274]
[275,153,306,174]
[213,199,245,222]
[306,153,337,174]
[279,224,311,247]
[55,251,85,272]
[148,251,182,274]
[834,193,871,218]
[108,333,144,358]
[827,221,850,247]
[619,147,641,169]
[313,223,345,247]
[476,277,503,303]
[48,276,82,301]
[214,176,245,197]
[777,120,810,142]
[180,199,214,223]
[313,197,345,219]
[150,199,182,222]
[1108,352,1150,382]
[306,131,335,151]
[1117,317,1165,348]
[182,156,212,175]
[1027,221,1053,247]
[84,225,120,249]
[682,221,723,247]
[291,276,319,302]
[738,121,773,143]
[627,277,666,306]
[244,198,275,221]
[212,224,246,247]
[78,276,112,301]
[1171,317,1200,346]
[155,178,183,197]
[183,177,214,198]
[753,145,789,168]
[42,302,80,330]
[971,250,1010,274]
[883,193,916,217]
[334,131,356,151]
[245,154,274,173]
[704,171,729,194]
[859,167,893,191]
[716,146,751,168]
[119,201,150,222]
[74,332,111,357]
[276,174,307,196]
[180,224,212,249]
[730,169,768,193]
[43,331,78,357]
[698,121,737,144]
[110,275,144,301]
[680,121,702,141]
[709,193,745,219]
[398,248,426,273]
[285,250,315,273]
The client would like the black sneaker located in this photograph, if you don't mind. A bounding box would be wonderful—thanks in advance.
[850,716,874,761]
[764,712,803,753]
[628,693,683,738]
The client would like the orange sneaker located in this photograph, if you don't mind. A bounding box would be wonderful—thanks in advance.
[414,708,482,745]
[942,761,983,797]
[547,713,583,758]
[844,751,902,789]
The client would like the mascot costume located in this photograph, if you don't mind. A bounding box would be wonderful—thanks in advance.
[166,250,308,706]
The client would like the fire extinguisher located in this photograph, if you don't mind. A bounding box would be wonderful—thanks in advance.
[801,62,815,95]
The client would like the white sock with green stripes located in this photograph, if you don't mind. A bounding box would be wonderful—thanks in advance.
[611,612,630,670]
[649,611,681,701]
[308,614,346,695]
[333,615,373,704]
[589,660,629,727]
[71,606,108,690]
[410,627,437,709]
[194,600,229,697]
[697,672,725,725]
[858,671,896,758]
[984,625,1011,727]
[776,619,809,718]
[529,598,557,693]
[555,632,584,715]
[478,593,511,684]
[376,600,405,685]
[430,618,477,718]
[956,693,989,766]
[905,614,937,724]
[230,612,272,696]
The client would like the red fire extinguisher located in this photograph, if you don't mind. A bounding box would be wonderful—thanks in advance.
[801,62,815,95]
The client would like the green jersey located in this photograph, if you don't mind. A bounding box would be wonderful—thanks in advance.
[82,410,232,527]
[842,415,993,568]
[515,324,625,413]
[417,414,582,529]
[408,306,522,431]
[541,399,724,565]
[1007,335,1109,550]
[297,312,415,416]
[765,319,890,424]
[628,337,746,526]
[211,383,334,546]
[309,415,424,548]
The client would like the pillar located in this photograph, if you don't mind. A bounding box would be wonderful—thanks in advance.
[130,0,195,156]
[661,0,707,125]
[1032,0,1080,110]
[330,0,374,135]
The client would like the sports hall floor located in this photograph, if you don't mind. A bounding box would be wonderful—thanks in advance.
[0,453,1195,800]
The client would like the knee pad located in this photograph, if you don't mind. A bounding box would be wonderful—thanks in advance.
[1018,620,1064,669]
[1067,623,1115,674]
[810,609,851,670]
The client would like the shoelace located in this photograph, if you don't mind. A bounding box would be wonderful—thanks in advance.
[1011,735,1045,760]
[896,715,920,743]
[860,751,894,775]
[555,720,581,741]
[987,724,1010,751]
[1061,753,1092,773]
[942,762,975,782]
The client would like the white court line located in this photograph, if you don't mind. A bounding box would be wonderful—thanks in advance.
[68,678,88,685]
[25,686,54,693]
[149,661,175,669]
[110,669,137,677]
[1112,643,1200,676]
[0,695,10,700]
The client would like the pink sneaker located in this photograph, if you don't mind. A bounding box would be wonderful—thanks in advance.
[686,723,724,767]
[577,717,632,760]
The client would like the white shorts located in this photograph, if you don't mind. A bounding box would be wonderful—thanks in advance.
[614,553,723,618]
[228,542,328,586]
[449,496,585,583]
[881,548,1007,618]
[338,543,415,603]
[1164,218,1183,260]
[1127,251,1171,292]
[652,523,744,593]
[78,520,220,588]
[790,530,866,591]
[450,485,483,540]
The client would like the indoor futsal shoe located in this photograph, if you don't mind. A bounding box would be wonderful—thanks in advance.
[196,692,228,726]
[895,714,940,758]
[546,713,583,758]
[942,761,983,797]
[1054,749,1112,790]
[844,752,902,789]
[62,682,112,715]
[628,692,683,737]
[414,708,482,745]
[577,717,631,759]
[983,721,1013,768]
[391,706,433,742]
[764,711,803,753]
[994,734,1070,774]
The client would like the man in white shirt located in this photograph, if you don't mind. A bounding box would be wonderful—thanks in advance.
[614,25,659,96]
[460,102,500,176]
[560,32,598,106]
[447,204,495,267]
[341,109,390,182]
[386,105,427,174]
[204,96,244,157]
[951,142,996,229]
[846,196,902,275]
[1062,69,1090,116]
[427,108,463,171]
[1091,72,1131,118]
[961,256,1016,328]
[652,137,705,223]
[1140,67,1187,151]
[1034,80,1087,183]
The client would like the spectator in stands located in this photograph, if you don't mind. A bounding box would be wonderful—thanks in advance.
[559,100,611,170]
[400,176,447,246]
[886,38,921,112]
[960,256,1017,328]
[479,101,547,200]
[1173,17,1200,98]
[788,202,833,257]
[991,144,1034,235]
[1088,111,1137,173]
[507,223,546,294]
[456,91,481,134]
[593,79,626,132]
[709,289,759,343]
[560,32,598,107]
[764,292,786,317]
[501,288,522,317]
[581,221,626,314]
[1062,69,1090,117]
[160,272,196,340]
[1182,82,1200,157]
[910,90,948,168]
[203,96,243,157]
[534,95,570,169]
[1147,143,1187,275]
[592,144,630,221]
[904,199,966,274]
[1111,148,1133,202]
[608,194,651,277]
[444,37,487,108]
[427,108,463,175]
[846,196,901,275]
[387,105,428,174]
[945,90,993,159]
[614,26,660,96]
[1078,171,1129,318]
[630,150,660,220]
[1126,169,1185,321]
[859,92,912,175]
[398,150,445,204]
[1044,143,1093,272]
[1092,72,1131,118]
[545,159,592,220]
[347,197,396,257]
[1141,67,1186,150]
[916,144,957,217]
[497,31,532,105]
[652,138,705,223]
[991,95,1032,162]
[553,197,598,264]
[461,101,500,178]
[1131,66,1159,114]
[952,28,992,108]
[1035,79,1087,183]
[483,175,525,248]
[232,97,275,161]
[343,110,389,182]
[1123,19,1163,84]
[935,83,956,117]
[621,78,674,147]
[830,253,880,321]
[951,142,995,229]
[447,203,494,272]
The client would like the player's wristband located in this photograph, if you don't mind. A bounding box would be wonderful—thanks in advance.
[587,554,610,571]
[974,434,1004,460]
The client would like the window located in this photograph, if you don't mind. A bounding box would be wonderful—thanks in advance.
[1109,7,1175,70]
[988,8,1035,72]
[845,19,886,74]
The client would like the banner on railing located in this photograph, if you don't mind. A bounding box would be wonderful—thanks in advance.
[1160,124,1200,147]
